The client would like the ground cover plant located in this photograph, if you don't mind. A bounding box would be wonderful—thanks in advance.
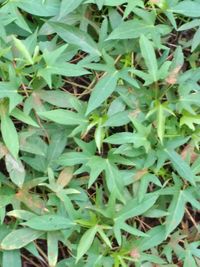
[0,0,199,266]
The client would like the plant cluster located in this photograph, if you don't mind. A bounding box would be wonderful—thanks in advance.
[0,0,199,266]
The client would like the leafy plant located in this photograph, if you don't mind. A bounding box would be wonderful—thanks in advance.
[0,0,199,266]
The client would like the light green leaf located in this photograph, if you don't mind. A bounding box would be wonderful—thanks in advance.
[0,82,22,112]
[165,149,196,185]
[107,20,153,40]
[139,35,158,82]
[15,0,60,17]
[38,109,87,125]
[57,152,90,166]
[87,156,106,187]
[11,108,39,128]
[47,232,58,267]
[104,132,139,144]
[157,104,165,144]
[59,0,84,17]
[105,160,125,203]
[97,227,112,248]
[192,27,200,51]
[1,113,19,158]
[165,190,185,237]
[22,215,74,231]
[116,194,158,221]
[172,1,200,18]
[180,113,200,130]
[2,250,21,267]
[76,226,97,263]
[12,36,33,65]
[37,90,81,110]
[104,111,130,127]
[7,210,35,221]
[86,71,119,115]
[1,228,43,250]
[5,154,25,188]
[137,225,166,251]
[48,22,101,56]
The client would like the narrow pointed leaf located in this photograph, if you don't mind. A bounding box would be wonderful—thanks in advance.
[139,35,158,82]
[22,215,74,231]
[48,22,101,56]
[1,228,44,250]
[86,71,119,114]
[76,226,97,262]
[165,190,185,237]
[1,114,19,158]
[38,109,87,125]
[165,149,196,185]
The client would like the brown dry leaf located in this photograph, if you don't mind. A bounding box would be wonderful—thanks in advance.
[57,167,74,188]
[166,66,182,85]
[150,0,160,3]
[16,190,47,214]
[32,92,44,111]
[130,248,140,259]
[134,169,148,181]
[0,142,8,159]
[129,108,141,119]
[181,144,198,163]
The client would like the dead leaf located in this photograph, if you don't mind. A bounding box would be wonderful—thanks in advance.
[181,144,198,163]
[16,190,47,214]
[166,66,182,85]
[130,248,140,259]
[134,169,148,181]
[57,167,74,188]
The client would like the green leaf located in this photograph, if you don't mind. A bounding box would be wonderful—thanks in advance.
[137,225,166,251]
[12,36,33,65]
[104,132,141,144]
[2,250,22,267]
[48,22,101,56]
[107,20,154,40]
[57,152,90,166]
[38,109,87,125]
[104,111,130,127]
[0,82,22,112]
[47,232,58,267]
[1,113,19,158]
[59,0,84,17]
[94,120,105,153]
[86,71,119,115]
[157,104,165,144]
[22,215,74,231]
[76,226,98,263]
[172,1,200,18]
[97,227,112,248]
[192,27,200,51]
[165,190,185,237]
[87,156,106,187]
[1,228,43,250]
[38,45,89,87]
[180,113,200,130]
[37,90,81,110]
[105,131,151,152]
[15,0,60,17]
[105,160,125,203]
[139,35,158,82]
[5,154,25,188]
[11,108,39,128]
[164,149,196,185]
[115,194,158,221]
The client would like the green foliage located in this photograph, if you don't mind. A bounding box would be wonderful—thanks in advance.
[0,0,199,266]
